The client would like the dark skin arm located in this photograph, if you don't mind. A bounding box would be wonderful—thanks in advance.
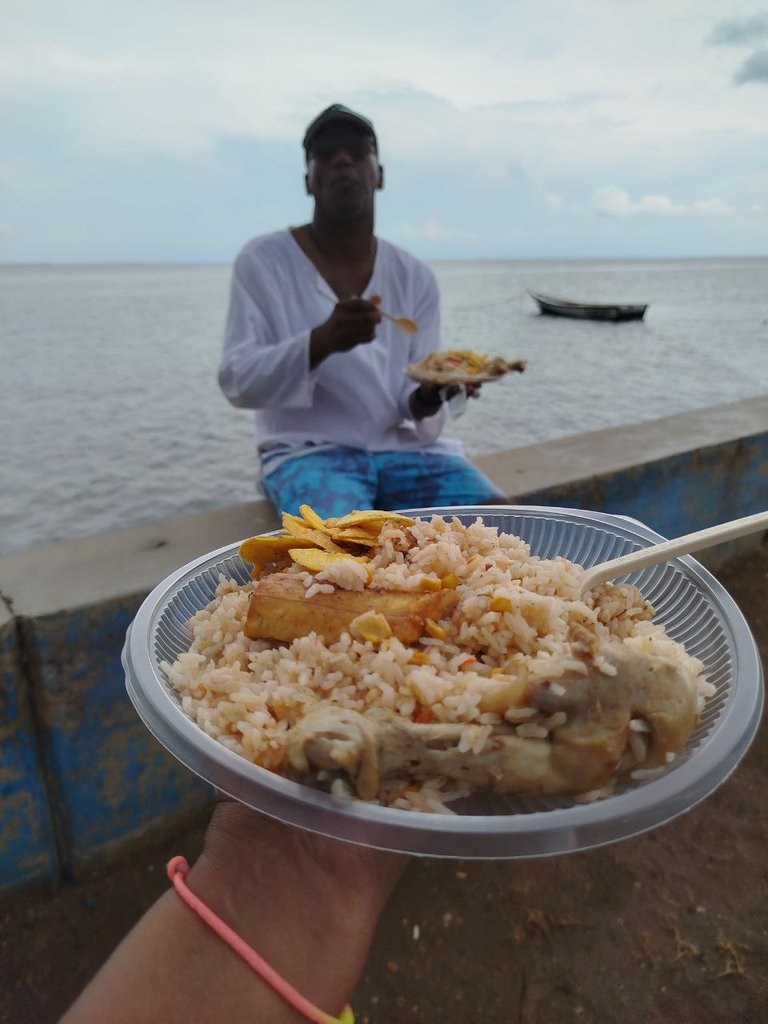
[409,382,446,419]
[409,381,482,420]
[61,801,407,1024]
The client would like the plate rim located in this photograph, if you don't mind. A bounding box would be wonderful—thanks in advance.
[407,369,509,385]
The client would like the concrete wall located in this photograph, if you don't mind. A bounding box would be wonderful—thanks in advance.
[1,397,766,893]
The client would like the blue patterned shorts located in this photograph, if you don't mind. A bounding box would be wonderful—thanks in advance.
[262,447,505,518]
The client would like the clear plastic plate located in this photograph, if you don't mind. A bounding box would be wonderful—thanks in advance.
[122,506,763,858]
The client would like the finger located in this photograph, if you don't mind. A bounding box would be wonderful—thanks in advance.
[353,307,382,329]
[340,296,377,313]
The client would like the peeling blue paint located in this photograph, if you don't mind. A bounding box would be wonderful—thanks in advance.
[22,597,212,877]
[0,620,58,894]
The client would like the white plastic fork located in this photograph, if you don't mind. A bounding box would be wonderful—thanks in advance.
[579,510,768,596]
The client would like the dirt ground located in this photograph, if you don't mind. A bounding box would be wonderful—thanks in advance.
[1,546,766,1024]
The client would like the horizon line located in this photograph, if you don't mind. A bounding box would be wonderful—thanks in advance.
[1,252,767,269]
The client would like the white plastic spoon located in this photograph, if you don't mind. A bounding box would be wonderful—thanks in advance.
[579,510,768,596]
[379,309,419,333]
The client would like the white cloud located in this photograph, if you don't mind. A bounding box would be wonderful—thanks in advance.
[0,0,765,260]
[388,217,482,241]
[691,198,730,214]
[592,185,730,216]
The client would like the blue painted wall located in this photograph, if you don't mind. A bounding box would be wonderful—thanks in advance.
[0,616,59,893]
[521,433,767,539]
[19,596,213,882]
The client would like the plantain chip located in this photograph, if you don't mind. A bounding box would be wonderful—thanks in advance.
[239,534,315,565]
[241,507,416,573]
[289,548,335,571]
[281,513,345,552]
[299,504,327,532]
[331,521,384,535]
[289,548,369,572]
[332,509,415,528]
[327,529,380,546]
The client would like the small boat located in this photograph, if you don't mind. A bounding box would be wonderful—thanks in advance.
[529,291,648,322]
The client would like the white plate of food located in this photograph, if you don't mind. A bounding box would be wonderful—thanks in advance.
[122,505,763,859]
[407,350,526,386]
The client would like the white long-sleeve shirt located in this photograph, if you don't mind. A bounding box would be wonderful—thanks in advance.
[218,230,463,479]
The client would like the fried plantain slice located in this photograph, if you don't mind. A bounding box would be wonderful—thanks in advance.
[281,513,345,552]
[331,510,416,529]
[245,573,458,645]
[330,520,382,532]
[289,548,369,572]
[299,504,327,531]
[327,530,380,546]
[239,534,316,565]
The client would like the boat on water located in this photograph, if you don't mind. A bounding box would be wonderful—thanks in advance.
[529,291,648,322]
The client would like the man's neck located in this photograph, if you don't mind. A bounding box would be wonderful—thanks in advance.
[308,215,376,264]
[291,217,378,300]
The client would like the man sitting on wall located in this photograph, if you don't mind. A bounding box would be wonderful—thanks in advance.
[218,103,506,518]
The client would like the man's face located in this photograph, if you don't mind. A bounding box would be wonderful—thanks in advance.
[305,125,383,222]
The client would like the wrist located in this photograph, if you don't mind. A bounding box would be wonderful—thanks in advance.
[416,383,443,407]
[410,383,444,419]
[182,807,407,1021]
[191,802,406,933]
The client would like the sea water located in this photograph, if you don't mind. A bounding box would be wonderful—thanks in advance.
[2,258,766,554]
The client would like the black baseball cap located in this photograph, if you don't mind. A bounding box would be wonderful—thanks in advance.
[302,104,378,156]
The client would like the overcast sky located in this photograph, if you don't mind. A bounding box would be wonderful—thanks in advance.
[1,0,767,263]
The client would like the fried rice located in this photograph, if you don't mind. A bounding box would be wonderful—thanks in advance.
[162,515,712,813]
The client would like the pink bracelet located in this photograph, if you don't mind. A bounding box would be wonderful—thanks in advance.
[167,856,354,1024]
